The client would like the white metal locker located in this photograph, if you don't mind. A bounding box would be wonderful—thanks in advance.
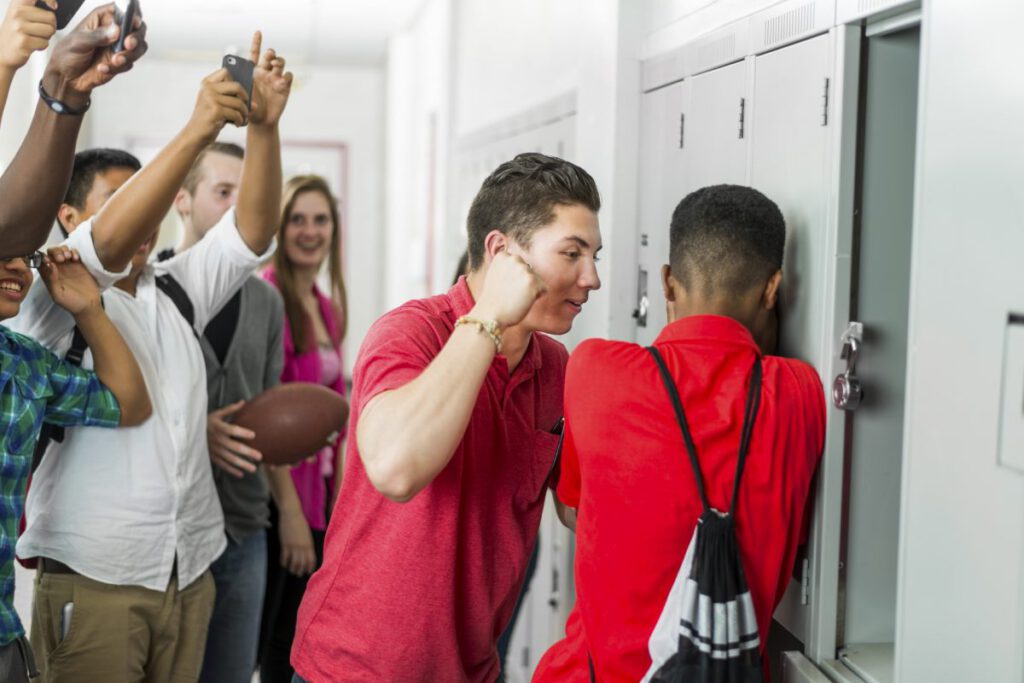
[635,80,686,346]
[634,60,750,346]
[496,116,581,683]
[747,31,838,651]
[685,60,750,190]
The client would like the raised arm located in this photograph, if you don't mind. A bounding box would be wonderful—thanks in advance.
[358,253,544,502]
[236,32,292,254]
[89,71,248,272]
[0,3,147,258]
[0,0,56,126]
[41,246,151,426]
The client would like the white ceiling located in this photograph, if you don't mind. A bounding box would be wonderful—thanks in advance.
[72,0,426,65]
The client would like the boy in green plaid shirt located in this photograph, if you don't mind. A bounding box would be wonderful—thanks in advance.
[0,2,151,679]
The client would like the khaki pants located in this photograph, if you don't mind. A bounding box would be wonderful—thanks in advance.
[30,567,215,683]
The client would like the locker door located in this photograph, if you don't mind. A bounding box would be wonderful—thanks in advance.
[748,31,837,655]
[500,117,581,682]
[635,81,686,346]
[830,26,920,683]
[685,60,749,189]
[634,60,750,345]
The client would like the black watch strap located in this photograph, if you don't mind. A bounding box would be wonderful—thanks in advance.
[38,80,90,116]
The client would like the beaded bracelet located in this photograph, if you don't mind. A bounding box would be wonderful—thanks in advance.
[455,315,502,353]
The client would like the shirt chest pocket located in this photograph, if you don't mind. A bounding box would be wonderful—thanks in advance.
[512,428,561,510]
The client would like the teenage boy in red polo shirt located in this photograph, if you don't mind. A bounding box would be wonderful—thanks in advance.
[534,184,826,682]
[291,153,603,682]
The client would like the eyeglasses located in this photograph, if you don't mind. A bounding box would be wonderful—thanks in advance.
[0,252,45,269]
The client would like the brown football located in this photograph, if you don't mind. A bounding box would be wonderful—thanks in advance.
[234,383,349,466]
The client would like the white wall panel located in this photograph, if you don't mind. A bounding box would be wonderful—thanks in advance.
[896,0,1024,679]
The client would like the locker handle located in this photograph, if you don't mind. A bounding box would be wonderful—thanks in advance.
[833,322,864,411]
[632,266,649,328]
[548,565,560,609]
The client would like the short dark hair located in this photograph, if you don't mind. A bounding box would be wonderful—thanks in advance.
[64,148,142,209]
[182,142,244,195]
[465,153,600,270]
[669,184,786,295]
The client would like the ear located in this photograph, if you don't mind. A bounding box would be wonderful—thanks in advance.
[174,189,191,218]
[481,230,512,264]
[762,270,783,309]
[661,264,676,302]
[57,204,79,233]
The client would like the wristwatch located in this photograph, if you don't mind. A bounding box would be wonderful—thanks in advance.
[38,80,90,116]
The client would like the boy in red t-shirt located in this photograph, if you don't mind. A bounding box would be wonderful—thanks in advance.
[291,153,603,682]
[534,184,826,682]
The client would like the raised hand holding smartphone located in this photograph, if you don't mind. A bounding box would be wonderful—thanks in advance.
[221,53,254,109]
[35,0,85,31]
[111,0,139,54]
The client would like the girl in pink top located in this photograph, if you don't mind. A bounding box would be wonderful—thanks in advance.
[258,175,348,683]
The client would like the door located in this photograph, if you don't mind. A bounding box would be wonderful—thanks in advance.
[634,59,750,345]
[748,31,837,660]
[635,80,686,345]
[500,117,581,682]
[835,25,920,683]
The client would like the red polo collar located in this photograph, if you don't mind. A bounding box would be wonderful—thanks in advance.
[654,314,761,354]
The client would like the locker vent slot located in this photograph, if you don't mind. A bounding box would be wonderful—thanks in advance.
[696,34,737,72]
[764,3,816,47]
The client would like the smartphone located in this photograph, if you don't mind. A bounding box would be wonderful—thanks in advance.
[60,602,73,641]
[111,0,139,54]
[35,0,87,30]
[222,54,255,109]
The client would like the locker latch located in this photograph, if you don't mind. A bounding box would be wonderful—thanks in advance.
[632,266,648,328]
[833,322,864,411]
[800,557,811,605]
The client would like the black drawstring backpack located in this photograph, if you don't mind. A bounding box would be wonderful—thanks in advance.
[640,346,764,683]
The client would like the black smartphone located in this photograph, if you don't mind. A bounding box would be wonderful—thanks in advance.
[222,54,255,109]
[35,0,87,30]
[112,0,139,53]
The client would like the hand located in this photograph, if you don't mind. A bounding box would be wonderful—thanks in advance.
[186,69,249,144]
[43,3,148,103]
[207,400,263,478]
[278,506,317,576]
[247,31,293,128]
[0,0,57,70]
[471,250,547,329]
[39,246,101,316]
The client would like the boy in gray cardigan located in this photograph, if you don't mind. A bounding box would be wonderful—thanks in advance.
[163,141,294,683]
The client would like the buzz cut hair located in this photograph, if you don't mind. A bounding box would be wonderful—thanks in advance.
[669,184,786,296]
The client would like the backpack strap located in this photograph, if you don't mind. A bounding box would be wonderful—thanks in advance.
[647,346,712,512]
[154,273,197,334]
[730,356,763,516]
[33,276,196,473]
[646,346,763,516]
[31,318,93,473]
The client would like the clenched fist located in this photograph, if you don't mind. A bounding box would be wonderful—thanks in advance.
[0,0,57,70]
[471,250,547,330]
